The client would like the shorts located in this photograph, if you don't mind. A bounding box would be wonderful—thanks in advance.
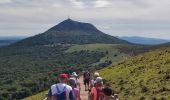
[84,79,90,85]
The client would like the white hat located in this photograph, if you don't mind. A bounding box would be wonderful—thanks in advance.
[96,77,103,83]
[94,72,99,77]
[72,72,78,77]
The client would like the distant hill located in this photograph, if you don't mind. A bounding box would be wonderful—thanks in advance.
[0,40,17,47]
[14,19,129,46]
[100,46,170,99]
[0,37,26,47]
[119,36,169,45]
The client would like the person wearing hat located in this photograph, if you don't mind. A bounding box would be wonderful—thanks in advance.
[72,72,78,77]
[90,72,100,90]
[90,77,104,100]
[71,72,81,92]
[47,73,74,100]
[68,78,81,100]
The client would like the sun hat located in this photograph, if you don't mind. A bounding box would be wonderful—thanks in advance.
[72,72,78,77]
[59,73,68,78]
[94,72,99,77]
[96,77,103,83]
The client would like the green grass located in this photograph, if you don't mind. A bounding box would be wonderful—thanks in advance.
[23,44,170,100]
[23,90,48,100]
[99,47,170,100]
[66,44,129,65]
[66,44,117,52]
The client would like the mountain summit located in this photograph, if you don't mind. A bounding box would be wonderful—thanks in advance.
[14,19,129,46]
[46,18,99,32]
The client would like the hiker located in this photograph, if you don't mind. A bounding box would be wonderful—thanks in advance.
[83,70,90,91]
[69,78,81,100]
[47,73,74,100]
[103,86,114,100]
[71,72,81,92]
[113,94,118,100]
[90,72,100,89]
[90,77,104,100]
[103,85,119,100]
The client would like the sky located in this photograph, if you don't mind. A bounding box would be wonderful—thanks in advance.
[0,0,170,39]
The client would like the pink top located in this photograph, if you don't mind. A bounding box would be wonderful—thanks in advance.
[96,87,104,100]
[91,86,104,100]
[73,88,79,100]
[91,87,97,100]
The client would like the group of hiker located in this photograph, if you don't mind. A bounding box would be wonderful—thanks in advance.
[83,71,118,100]
[46,70,118,100]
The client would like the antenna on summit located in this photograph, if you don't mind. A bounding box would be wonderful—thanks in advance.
[67,16,71,20]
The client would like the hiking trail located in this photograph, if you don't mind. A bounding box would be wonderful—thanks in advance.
[79,76,88,100]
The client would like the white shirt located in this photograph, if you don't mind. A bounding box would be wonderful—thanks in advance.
[50,83,72,100]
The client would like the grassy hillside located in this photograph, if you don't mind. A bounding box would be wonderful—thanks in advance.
[23,44,169,100]
[23,91,48,100]
[100,47,170,100]
[66,44,129,65]
[1,43,141,99]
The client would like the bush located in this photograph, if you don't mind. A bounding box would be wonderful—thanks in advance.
[139,96,145,100]
[7,87,17,92]
[152,97,157,100]
[141,85,148,93]
[160,97,166,100]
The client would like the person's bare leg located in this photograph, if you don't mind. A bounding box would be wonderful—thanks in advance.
[87,80,90,91]
[85,83,86,91]
[87,84,89,91]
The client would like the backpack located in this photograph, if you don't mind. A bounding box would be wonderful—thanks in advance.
[55,85,67,100]
[84,72,90,80]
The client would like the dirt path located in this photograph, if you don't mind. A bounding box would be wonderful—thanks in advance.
[79,76,89,100]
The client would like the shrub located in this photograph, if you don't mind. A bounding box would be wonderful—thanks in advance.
[139,96,145,100]
[141,85,148,93]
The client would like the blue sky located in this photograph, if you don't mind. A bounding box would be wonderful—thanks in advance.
[0,0,170,39]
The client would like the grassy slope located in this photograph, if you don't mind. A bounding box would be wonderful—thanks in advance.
[66,44,129,65]
[24,44,170,100]
[99,47,170,100]
[23,90,48,100]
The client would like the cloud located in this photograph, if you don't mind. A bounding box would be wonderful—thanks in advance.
[0,0,170,39]
[69,0,85,8]
[0,0,11,4]
[69,0,111,8]
[94,0,110,8]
